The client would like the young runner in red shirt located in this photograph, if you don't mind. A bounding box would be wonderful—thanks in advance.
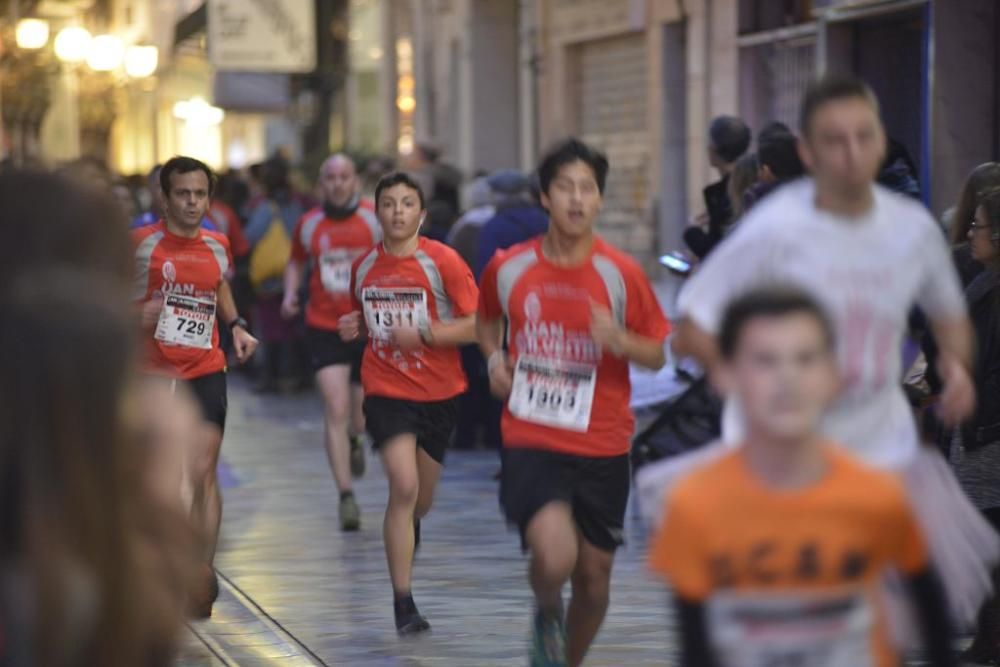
[339,172,479,634]
[478,139,671,666]
[132,156,258,618]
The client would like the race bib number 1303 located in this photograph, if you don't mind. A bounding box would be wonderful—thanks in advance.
[154,293,216,349]
[508,355,596,432]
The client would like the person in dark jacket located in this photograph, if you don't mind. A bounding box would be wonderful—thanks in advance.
[683,116,752,259]
[742,129,805,210]
[949,185,1000,664]
[474,170,549,279]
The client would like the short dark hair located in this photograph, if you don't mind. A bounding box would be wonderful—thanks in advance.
[718,288,836,360]
[159,156,215,197]
[374,171,426,209]
[757,121,791,146]
[758,131,805,181]
[800,73,880,136]
[537,138,609,195]
[709,116,752,164]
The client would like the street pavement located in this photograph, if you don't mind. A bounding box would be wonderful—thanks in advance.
[177,376,677,666]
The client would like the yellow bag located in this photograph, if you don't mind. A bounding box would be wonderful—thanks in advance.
[249,208,291,289]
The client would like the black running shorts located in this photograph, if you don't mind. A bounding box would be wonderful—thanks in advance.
[185,370,228,432]
[500,447,631,553]
[363,395,459,464]
[306,326,365,382]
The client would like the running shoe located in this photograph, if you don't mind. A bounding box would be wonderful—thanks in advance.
[394,594,431,635]
[339,494,361,531]
[350,435,367,478]
[530,606,567,667]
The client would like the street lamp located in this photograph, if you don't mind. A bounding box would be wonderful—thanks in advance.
[86,34,124,72]
[54,27,92,64]
[15,18,49,50]
[124,45,158,79]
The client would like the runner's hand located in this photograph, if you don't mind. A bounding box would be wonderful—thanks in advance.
[938,357,976,425]
[488,351,513,399]
[590,300,624,356]
[141,294,164,329]
[232,326,259,364]
[280,293,300,320]
[339,311,362,341]
[391,326,423,352]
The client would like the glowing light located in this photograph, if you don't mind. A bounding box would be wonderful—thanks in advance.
[173,97,225,126]
[54,26,92,63]
[125,44,158,78]
[87,34,125,71]
[16,19,49,50]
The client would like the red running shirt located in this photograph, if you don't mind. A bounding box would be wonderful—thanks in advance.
[291,200,381,330]
[132,221,233,379]
[478,236,671,457]
[350,237,479,402]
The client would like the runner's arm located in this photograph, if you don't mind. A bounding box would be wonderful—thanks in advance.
[931,315,976,424]
[617,330,666,370]
[284,259,304,298]
[675,597,716,667]
[476,315,504,360]
[425,314,476,347]
[907,568,955,667]
[217,279,240,326]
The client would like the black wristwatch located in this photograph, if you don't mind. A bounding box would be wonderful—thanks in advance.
[228,316,250,332]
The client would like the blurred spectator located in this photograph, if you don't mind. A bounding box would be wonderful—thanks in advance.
[684,115,752,259]
[475,170,549,279]
[245,156,309,392]
[949,163,1000,287]
[406,141,463,214]
[0,169,196,665]
[947,186,1000,664]
[743,129,804,210]
[447,177,496,269]
[757,120,791,144]
[877,138,921,200]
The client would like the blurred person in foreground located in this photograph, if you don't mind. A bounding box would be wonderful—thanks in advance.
[648,73,997,629]
[650,288,952,667]
[0,170,198,665]
[945,186,1000,663]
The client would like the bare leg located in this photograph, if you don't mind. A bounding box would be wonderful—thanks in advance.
[566,535,614,667]
[378,434,420,593]
[316,365,353,493]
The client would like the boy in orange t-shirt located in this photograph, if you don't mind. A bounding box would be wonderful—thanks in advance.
[649,288,953,667]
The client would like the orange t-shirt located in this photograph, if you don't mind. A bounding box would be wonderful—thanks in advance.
[649,446,928,667]
[350,237,478,402]
[291,201,381,331]
[478,236,671,457]
[132,221,233,379]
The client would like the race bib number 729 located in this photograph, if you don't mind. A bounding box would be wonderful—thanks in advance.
[154,293,216,349]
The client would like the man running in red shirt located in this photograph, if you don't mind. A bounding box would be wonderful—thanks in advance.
[478,139,671,666]
[132,156,258,618]
[282,154,381,530]
[340,171,479,634]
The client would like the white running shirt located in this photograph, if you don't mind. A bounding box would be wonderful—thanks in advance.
[678,178,966,468]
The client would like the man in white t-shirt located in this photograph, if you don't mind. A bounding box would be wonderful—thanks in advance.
[674,74,974,467]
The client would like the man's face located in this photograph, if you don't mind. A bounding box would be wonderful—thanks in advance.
[723,313,838,442]
[540,160,603,240]
[164,170,210,230]
[800,97,886,195]
[320,158,358,208]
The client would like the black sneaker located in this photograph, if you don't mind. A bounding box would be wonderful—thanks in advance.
[350,435,367,478]
[394,594,431,635]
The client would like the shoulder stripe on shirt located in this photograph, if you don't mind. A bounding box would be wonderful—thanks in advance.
[358,207,382,243]
[414,249,453,320]
[496,247,539,316]
[133,231,164,301]
[299,209,326,252]
[592,254,626,326]
[353,247,380,301]
[201,235,231,277]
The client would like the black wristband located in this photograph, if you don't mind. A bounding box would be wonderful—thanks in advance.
[228,316,249,332]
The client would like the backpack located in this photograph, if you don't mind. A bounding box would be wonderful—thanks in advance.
[249,204,291,289]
